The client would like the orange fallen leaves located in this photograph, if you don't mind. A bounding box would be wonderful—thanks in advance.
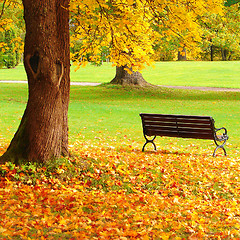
[0,140,240,239]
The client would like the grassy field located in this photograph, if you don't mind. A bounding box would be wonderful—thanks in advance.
[0,83,239,156]
[1,61,240,88]
[1,67,240,239]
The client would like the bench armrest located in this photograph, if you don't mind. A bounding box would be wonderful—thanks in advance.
[215,127,229,141]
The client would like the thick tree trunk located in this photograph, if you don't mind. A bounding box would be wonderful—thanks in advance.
[0,0,70,164]
[110,66,151,87]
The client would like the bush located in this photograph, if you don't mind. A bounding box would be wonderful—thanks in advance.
[4,54,17,68]
[0,54,5,68]
[1,28,21,69]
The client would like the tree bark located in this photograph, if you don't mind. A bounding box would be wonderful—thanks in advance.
[210,45,214,61]
[178,47,187,61]
[210,39,214,61]
[0,0,70,164]
[221,48,228,61]
[110,66,151,87]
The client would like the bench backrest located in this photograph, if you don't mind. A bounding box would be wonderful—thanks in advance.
[140,113,215,140]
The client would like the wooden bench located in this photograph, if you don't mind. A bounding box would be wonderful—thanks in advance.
[140,113,228,157]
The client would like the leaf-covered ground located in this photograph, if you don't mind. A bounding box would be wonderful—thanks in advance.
[1,139,240,239]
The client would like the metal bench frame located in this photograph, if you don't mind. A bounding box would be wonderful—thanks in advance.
[140,113,228,157]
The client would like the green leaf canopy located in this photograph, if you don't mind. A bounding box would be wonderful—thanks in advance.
[225,0,240,6]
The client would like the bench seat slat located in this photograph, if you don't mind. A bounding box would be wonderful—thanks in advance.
[143,117,212,125]
[177,123,212,128]
[143,118,177,123]
[146,130,179,138]
[145,126,214,134]
[146,129,214,139]
[180,132,214,139]
[141,113,212,119]
[176,119,212,124]
[145,123,212,130]
[178,128,213,132]
[145,125,177,131]
[144,122,178,127]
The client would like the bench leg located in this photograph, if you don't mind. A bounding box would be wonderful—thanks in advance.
[213,129,228,157]
[142,135,157,152]
[213,145,227,157]
[213,139,227,157]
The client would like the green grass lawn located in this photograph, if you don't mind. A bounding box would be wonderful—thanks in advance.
[1,63,240,239]
[143,61,240,88]
[1,61,240,88]
[1,84,240,240]
[0,84,239,156]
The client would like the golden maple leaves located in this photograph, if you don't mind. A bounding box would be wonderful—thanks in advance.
[1,139,240,239]
[1,0,225,69]
[70,0,224,70]
[70,0,155,71]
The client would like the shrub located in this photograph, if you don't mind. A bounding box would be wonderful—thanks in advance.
[1,28,21,69]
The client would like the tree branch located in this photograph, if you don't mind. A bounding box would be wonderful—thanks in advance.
[0,0,7,19]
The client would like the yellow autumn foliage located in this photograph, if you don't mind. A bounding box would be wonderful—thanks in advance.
[0,0,23,56]
[1,0,224,68]
[70,0,224,69]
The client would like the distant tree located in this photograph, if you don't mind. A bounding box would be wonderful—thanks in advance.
[199,5,240,61]
[110,66,151,86]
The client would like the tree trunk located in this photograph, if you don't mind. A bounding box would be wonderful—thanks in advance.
[0,0,70,164]
[221,48,228,61]
[110,66,151,87]
[178,47,187,61]
[210,44,214,61]
[228,54,232,61]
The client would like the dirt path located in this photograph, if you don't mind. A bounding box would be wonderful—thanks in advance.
[0,80,240,92]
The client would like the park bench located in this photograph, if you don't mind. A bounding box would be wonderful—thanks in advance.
[139,113,228,157]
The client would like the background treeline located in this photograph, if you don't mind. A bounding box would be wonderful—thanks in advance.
[1,3,240,69]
